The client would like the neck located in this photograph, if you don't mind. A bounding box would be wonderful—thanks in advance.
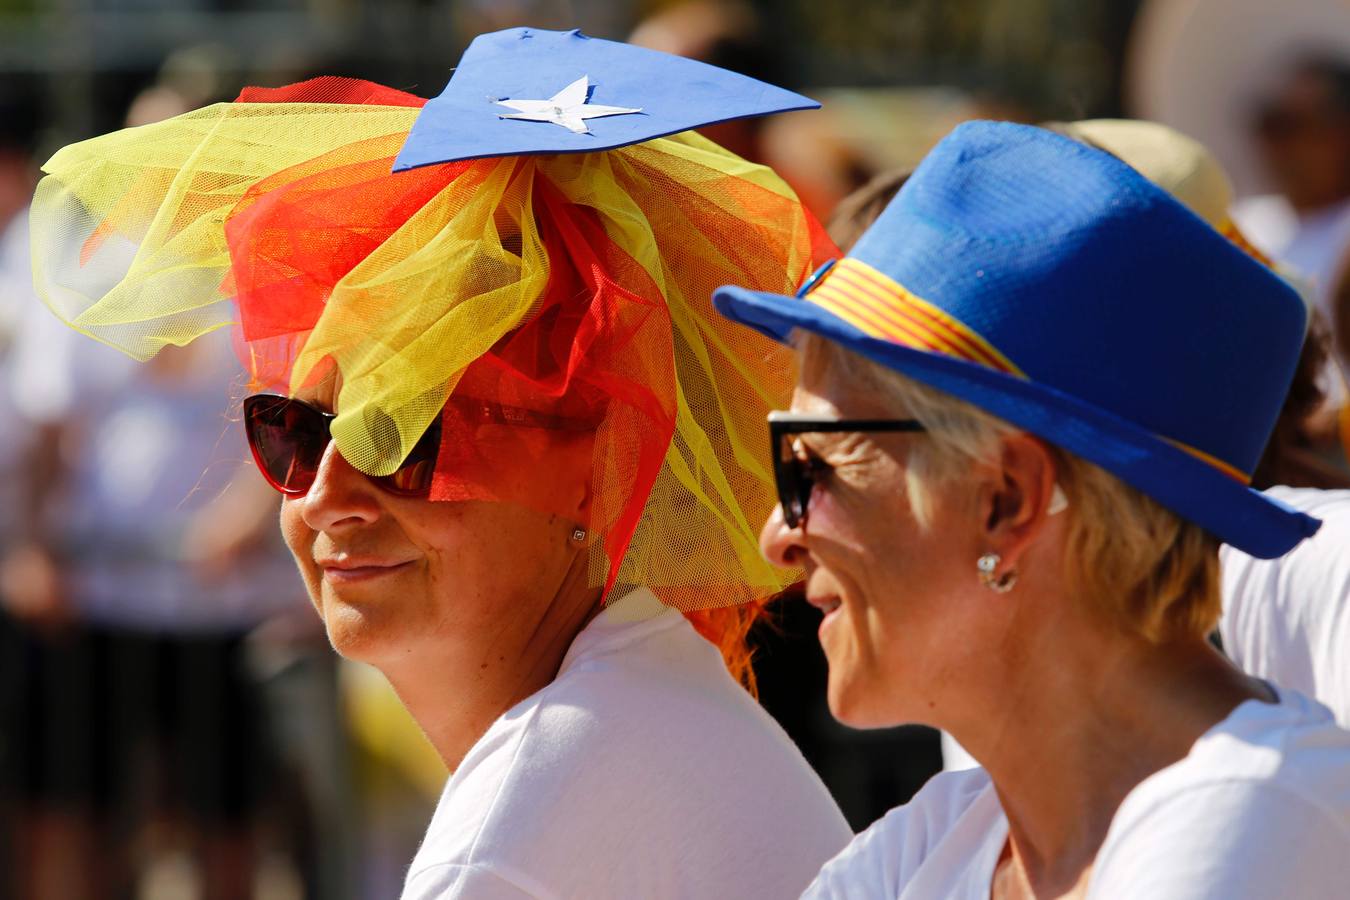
[948,599,1270,896]
[380,548,603,772]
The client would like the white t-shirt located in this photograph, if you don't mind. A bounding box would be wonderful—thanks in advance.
[401,587,852,900]
[1221,487,1350,729]
[804,689,1350,898]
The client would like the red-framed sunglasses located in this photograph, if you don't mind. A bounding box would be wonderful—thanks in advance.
[243,393,443,497]
[243,393,592,498]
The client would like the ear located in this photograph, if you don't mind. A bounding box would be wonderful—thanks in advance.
[979,433,1060,569]
[556,432,595,525]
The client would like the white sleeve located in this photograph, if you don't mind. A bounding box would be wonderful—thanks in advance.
[1090,780,1350,898]
[401,863,540,900]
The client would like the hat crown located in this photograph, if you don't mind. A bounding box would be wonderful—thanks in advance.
[847,121,1305,476]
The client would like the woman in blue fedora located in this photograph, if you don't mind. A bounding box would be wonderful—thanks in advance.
[715,121,1350,897]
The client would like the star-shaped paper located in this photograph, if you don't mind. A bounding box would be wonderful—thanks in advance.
[495,75,641,135]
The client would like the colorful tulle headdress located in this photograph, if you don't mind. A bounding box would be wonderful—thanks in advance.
[31,27,835,611]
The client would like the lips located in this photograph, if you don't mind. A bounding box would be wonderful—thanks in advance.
[315,555,416,583]
[806,594,843,616]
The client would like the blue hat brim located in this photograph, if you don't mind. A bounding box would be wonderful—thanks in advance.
[712,285,1321,559]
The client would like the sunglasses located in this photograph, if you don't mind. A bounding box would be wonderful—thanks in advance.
[243,393,443,497]
[768,410,927,529]
[243,393,593,497]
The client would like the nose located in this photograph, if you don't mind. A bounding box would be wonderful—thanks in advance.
[760,504,807,568]
[299,440,383,533]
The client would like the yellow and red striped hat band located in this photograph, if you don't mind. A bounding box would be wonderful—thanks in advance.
[803,257,1251,484]
[807,258,1025,376]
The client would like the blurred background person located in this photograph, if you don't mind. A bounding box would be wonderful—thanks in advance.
[0,82,42,568]
[1129,0,1350,467]
[630,0,784,163]
[0,77,45,896]
[629,0,875,218]
[1237,55,1350,453]
[1244,58,1350,357]
[0,78,329,900]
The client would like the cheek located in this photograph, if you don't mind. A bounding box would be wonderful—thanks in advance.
[398,502,571,622]
[279,499,320,593]
[822,601,899,726]
[813,492,972,722]
[811,482,916,594]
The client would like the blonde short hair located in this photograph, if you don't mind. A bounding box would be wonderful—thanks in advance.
[798,333,1221,643]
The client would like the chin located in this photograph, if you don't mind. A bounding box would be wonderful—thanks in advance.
[320,594,405,663]
[826,675,879,728]
[826,669,909,729]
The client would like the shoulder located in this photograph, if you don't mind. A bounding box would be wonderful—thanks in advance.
[1093,777,1350,897]
[1161,691,1350,813]
[411,610,851,898]
[1093,695,1350,897]
[804,767,995,900]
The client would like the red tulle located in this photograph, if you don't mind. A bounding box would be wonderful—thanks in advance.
[235,76,426,108]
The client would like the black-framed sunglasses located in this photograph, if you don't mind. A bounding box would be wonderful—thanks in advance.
[768,410,927,529]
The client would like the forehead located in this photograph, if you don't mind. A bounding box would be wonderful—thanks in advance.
[292,369,342,412]
[792,345,912,420]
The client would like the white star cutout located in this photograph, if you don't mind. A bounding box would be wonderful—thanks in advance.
[494,75,641,135]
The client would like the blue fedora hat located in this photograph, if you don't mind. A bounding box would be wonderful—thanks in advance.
[714,121,1321,558]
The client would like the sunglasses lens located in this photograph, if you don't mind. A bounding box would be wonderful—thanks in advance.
[245,395,445,498]
[244,395,328,494]
[377,417,442,497]
[772,432,807,529]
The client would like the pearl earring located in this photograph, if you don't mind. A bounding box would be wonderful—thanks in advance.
[977,553,1017,593]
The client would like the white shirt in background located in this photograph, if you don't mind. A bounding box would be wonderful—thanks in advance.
[401,588,852,900]
[1221,486,1350,728]
[806,688,1350,899]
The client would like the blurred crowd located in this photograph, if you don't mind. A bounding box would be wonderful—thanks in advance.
[1,0,1348,897]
